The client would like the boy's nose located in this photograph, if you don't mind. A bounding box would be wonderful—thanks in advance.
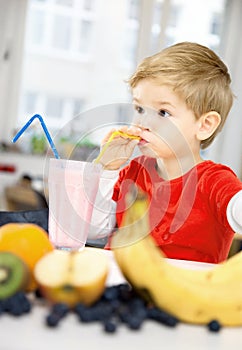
[133,111,151,130]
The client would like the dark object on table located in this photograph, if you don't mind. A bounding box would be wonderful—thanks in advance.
[0,208,49,232]
[4,174,48,212]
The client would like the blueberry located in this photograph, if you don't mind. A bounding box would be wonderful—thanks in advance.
[207,320,221,332]
[127,315,143,330]
[103,319,117,333]
[147,306,162,320]
[110,298,121,312]
[147,306,178,327]
[102,286,119,301]
[9,304,23,316]
[0,301,4,315]
[133,307,147,321]
[75,304,93,322]
[129,297,146,310]
[78,309,96,323]
[14,291,26,301]
[164,314,179,327]
[117,304,130,323]
[74,303,87,316]
[2,298,11,312]
[84,306,100,322]
[3,295,19,314]
[22,299,32,314]
[46,313,61,327]
[117,284,134,302]
[51,303,69,318]
[93,302,113,320]
[13,292,32,314]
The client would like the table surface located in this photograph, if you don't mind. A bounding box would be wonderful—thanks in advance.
[1,250,242,350]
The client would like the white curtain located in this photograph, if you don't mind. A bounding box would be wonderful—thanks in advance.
[206,0,242,179]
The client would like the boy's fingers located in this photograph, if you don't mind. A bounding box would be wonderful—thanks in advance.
[101,128,117,144]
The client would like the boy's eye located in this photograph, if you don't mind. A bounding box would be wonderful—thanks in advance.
[135,105,145,114]
[158,109,171,118]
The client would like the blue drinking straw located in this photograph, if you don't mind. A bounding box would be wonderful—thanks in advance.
[12,114,60,159]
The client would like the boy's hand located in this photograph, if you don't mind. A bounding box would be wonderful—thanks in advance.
[95,127,140,170]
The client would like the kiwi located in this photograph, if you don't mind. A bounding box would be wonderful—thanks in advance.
[0,252,29,299]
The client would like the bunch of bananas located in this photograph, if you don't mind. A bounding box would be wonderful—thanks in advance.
[111,189,242,326]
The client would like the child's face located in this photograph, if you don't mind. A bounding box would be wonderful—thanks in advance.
[131,79,201,160]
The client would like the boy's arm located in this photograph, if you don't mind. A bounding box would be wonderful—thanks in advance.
[88,169,119,239]
[227,190,242,233]
[87,128,140,239]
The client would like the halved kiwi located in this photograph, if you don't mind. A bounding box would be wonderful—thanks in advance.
[0,252,29,299]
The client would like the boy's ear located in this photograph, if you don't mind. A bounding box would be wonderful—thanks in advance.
[196,111,221,141]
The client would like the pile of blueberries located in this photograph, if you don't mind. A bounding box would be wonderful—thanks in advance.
[0,285,221,333]
[0,292,32,316]
[45,283,178,332]
[44,283,221,333]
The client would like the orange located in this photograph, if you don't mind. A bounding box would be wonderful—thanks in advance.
[0,223,54,292]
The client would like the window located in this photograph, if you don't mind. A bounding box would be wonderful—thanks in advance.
[123,25,139,64]
[169,4,181,28]
[55,0,73,6]
[17,0,226,147]
[128,0,140,20]
[52,15,71,50]
[72,98,85,117]
[83,0,95,11]
[78,19,92,53]
[210,11,222,36]
[45,95,64,119]
[149,0,226,55]
[23,91,38,115]
[27,9,46,46]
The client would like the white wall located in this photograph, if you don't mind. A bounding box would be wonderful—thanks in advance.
[206,0,242,178]
[0,0,28,142]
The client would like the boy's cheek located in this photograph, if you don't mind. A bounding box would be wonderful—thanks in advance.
[152,120,188,149]
[150,118,173,137]
[133,113,185,147]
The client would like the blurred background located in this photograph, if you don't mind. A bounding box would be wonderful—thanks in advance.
[0,0,241,214]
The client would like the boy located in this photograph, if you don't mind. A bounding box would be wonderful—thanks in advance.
[89,41,242,264]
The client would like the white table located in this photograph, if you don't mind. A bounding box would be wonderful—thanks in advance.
[1,250,242,350]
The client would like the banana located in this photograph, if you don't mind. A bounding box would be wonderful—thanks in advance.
[111,190,242,326]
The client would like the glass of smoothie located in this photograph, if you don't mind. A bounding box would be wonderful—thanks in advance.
[48,158,102,250]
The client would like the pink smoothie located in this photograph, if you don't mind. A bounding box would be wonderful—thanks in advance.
[48,159,102,250]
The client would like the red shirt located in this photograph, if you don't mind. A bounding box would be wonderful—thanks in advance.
[110,156,242,263]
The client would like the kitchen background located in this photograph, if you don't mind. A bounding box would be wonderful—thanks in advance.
[0,0,242,216]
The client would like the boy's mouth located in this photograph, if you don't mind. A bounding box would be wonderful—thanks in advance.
[138,138,148,146]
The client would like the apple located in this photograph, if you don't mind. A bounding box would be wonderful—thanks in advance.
[34,248,109,307]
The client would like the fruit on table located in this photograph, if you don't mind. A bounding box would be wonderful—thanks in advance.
[111,189,242,327]
[110,130,141,140]
[0,252,30,299]
[94,130,141,164]
[0,223,54,292]
[34,248,109,307]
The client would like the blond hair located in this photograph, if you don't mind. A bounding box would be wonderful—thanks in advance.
[128,42,234,149]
